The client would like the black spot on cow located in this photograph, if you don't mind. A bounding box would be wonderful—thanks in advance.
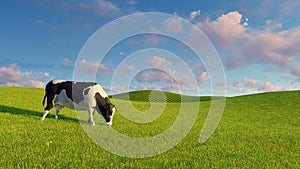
[83,87,91,95]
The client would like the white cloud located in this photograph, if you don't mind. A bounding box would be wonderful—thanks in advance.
[78,59,114,75]
[127,0,137,5]
[164,15,183,33]
[243,17,249,26]
[62,58,72,66]
[96,0,119,11]
[227,86,257,94]
[43,72,50,78]
[137,56,185,84]
[129,85,155,91]
[134,56,203,94]
[103,86,127,94]
[76,0,120,18]
[282,86,300,91]
[265,20,282,30]
[35,71,53,80]
[189,10,200,21]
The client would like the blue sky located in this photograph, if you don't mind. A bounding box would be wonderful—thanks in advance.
[1,0,300,96]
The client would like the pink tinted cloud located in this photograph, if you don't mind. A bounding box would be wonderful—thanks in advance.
[136,69,175,84]
[242,78,282,92]
[286,27,300,55]
[118,64,135,72]
[0,64,31,83]
[291,66,300,80]
[28,79,45,88]
[197,11,247,46]
[189,10,200,21]
[196,11,300,70]
[137,56,192,85]
[196,72,209,84]
[43,72,50,78]
[0,63,45,88]
[227,77,300,94]
[146,56,173,70]
[258,82,282,92]
[243,78,258,87]
[242,30,292,66]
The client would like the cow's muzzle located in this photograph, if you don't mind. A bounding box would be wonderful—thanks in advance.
[105,121,112,126]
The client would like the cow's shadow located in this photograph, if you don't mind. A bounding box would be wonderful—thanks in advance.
[0,105,78,123]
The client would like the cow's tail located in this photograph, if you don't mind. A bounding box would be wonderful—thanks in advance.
[42,94,47,106]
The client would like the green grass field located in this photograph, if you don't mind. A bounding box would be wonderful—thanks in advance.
[0,86,299,168]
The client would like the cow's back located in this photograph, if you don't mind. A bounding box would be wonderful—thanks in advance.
[47,80,97,110]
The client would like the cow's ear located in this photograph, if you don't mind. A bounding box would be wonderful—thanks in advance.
[104,97,110,103]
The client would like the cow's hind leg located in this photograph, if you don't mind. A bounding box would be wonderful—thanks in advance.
[42,110,49,121]
[42,94,55,121]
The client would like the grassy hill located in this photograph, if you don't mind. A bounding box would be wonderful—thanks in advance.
[0,86,299,168]
[112,90,207,102]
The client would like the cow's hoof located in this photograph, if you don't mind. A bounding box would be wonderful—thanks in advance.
[88,120,95,126]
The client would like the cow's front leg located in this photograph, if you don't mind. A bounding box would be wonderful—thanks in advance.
[54,105,64,119]
[87,107,95,125]
[42,94,54,121]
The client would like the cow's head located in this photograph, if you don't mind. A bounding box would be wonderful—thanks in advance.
[95,93,115,126]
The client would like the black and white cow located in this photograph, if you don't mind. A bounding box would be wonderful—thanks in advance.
[42,80,115,126]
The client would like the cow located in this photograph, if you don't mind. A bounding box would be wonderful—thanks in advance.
[42,80,115,126]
